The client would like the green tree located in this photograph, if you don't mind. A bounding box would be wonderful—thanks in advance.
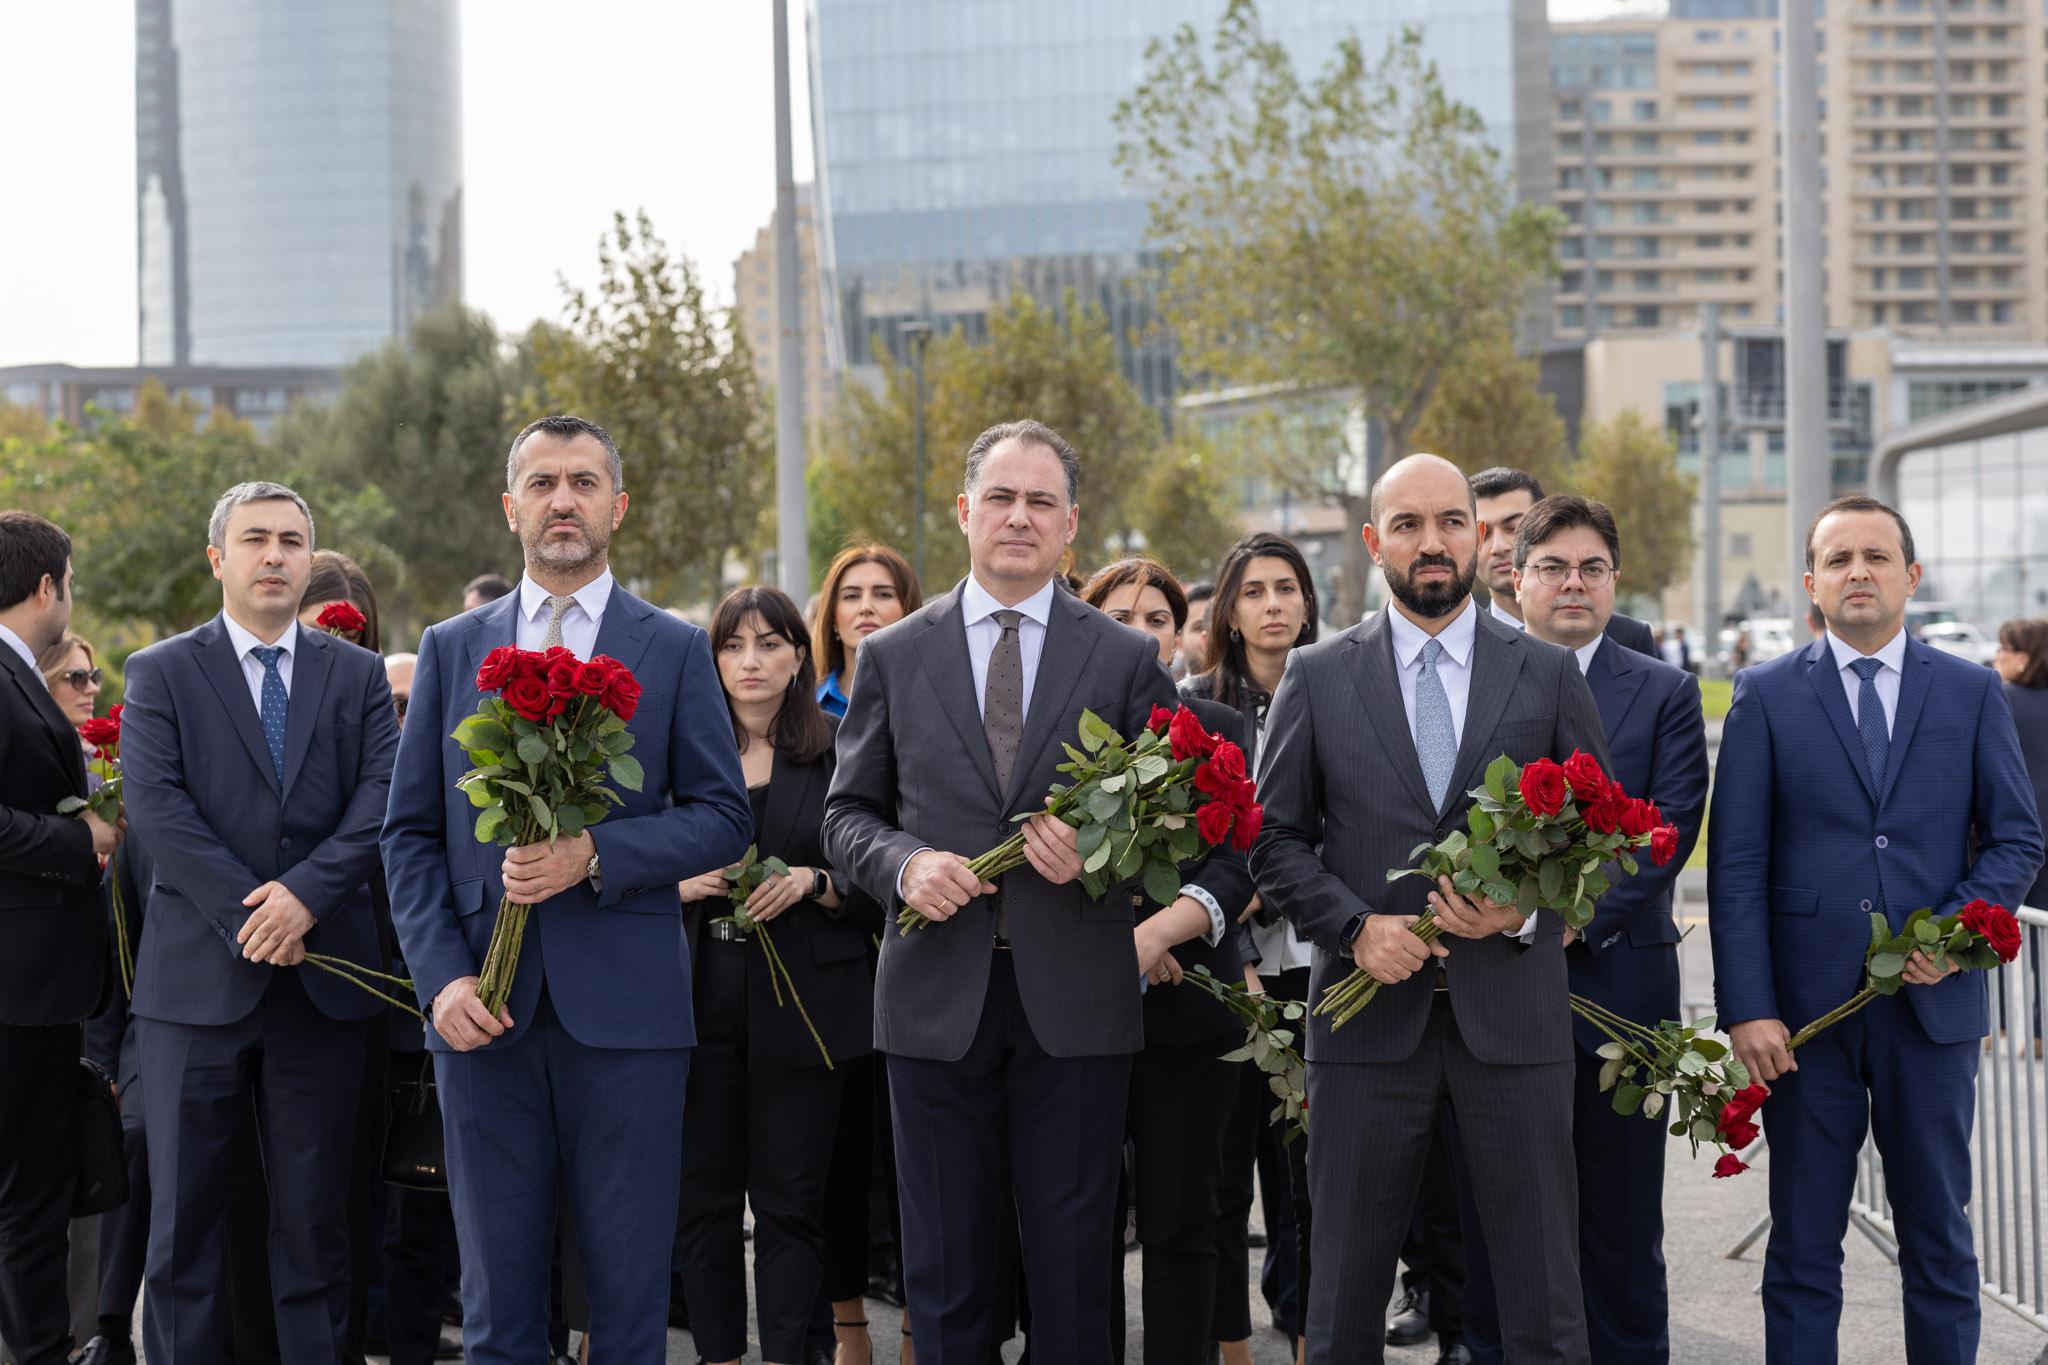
[1116,4,1563,622]
[810,291,1169,591]
[1411,320,1573,494]
[537,210,771,605]
[1573,410,1698,606]
[1129,443,1244,585]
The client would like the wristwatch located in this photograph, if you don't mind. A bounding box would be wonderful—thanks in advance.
[585,848,602,890]
[810,867,830,900]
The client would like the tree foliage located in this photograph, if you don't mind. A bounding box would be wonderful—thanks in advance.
[1574,410,1698,605]
[1116,2,1563,622]
[1411,320,1573,495]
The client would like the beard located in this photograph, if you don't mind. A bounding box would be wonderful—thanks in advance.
[1384,550,1478,620]
[520,512,608,572]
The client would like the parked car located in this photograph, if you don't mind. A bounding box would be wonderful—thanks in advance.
[1919,620,1999,667]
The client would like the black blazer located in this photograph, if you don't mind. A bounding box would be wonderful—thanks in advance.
[85,828,154,1089]
[688,723,877,1070]
[1139,696,1257,1050]
[0,642,105,1025]
[1606,611,1661,662]
[2003,679,2048,910]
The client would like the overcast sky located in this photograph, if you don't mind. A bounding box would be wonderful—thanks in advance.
[0,0,1656,370]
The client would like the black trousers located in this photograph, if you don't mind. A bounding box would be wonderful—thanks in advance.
[817,1049,876,1303]
[888,950,1131,1365]
[1254,967,1309,1336]
[675,939,845,1362]
[0,1022,83,1365]
[343,1035,388,1364]
[94,1075,150,1339]
[382,1185,458,1365]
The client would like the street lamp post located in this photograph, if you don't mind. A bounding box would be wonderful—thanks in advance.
[903,321,933,586]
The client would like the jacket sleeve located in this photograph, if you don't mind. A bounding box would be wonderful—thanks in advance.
[1251,653,1373,957]
[379,625,475,1013]
[0,689,97,887]
[1580,671,1708,956]
[276,657,399,919]
[1707,670,1780,1027]
[1945,670,2045,915]
[823,638,928,908]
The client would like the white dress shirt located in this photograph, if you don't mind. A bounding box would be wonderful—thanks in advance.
[1484,596,1527,632]
[0,622,37,674]
[222,612,299,712]
[1387,599,1536,941]
[516,569,615,658]
[959,573,1054,722]
[1826,627,1906,735]
[1573,636,1604,675]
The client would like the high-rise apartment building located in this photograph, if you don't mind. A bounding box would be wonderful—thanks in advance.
[136,0,463,367]
[1551,0,2048,342]
[734,187,840,431]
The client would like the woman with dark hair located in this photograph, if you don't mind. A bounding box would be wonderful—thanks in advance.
[810,543,922,718]
[1995,618,2048,1048]
[1182,530,1320,1363]
[676,586,876,1365]
[1079,557,1258,1365]
[297,550,380,651]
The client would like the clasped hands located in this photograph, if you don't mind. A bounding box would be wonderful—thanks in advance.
[900,805,1081,923]
[1351,876,1527,985]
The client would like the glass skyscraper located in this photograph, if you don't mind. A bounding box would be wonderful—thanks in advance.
[136,0,463,368]
[808,0,1551,408]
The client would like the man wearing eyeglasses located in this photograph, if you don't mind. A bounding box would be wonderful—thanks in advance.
[1457,495,1709,1365]
[1470,468,1661,662]
[384,653,416,728]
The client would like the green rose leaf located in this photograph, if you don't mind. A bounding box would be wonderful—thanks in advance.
[1868,951,1906,980]
[1613,1082,1645,1116]
[1143,859,1183,908]
[1869,912,1889,954]
[607,754,645,793]
[516,734,550,767]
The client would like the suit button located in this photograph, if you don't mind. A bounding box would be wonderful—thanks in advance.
[1875,835,1888,850]
[280,837,293,850]
[1860,899,1873,912]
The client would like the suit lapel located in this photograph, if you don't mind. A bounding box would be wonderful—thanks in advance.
[1586,636,1646,738]
[1341,613,1437,819]
[913,587,1003,804]
[1444,612,1523,817]
[281,625,329,800]
[759,748,808,856]
[0,646,85,792]
[1803,638,1880,805]
[591,584,657,674]
[460,594,525,704]
[1878,638,1934,809]
[197,616,282,795]
[1008,590,1099,813]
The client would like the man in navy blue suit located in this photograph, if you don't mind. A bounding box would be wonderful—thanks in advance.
[1458,496,1708,1364]
[1710,495,2043,1365]
[382,415,751,1361]
[121,482,400,1361]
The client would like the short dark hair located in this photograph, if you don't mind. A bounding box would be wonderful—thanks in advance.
[1512,495,1622,572]
[1079,556,1190,632]
[464,573,514,604]
[1805,495,1916,572]
[306,549,381,653]
[708,586,834,764]
[1470,467,1546,504]
[1185,580,1215,606]
[1807,602,1826,634]
[0,511,71,612]
[964,419,1079,505]
[507,414,623,492]
[1999,619,2048,689]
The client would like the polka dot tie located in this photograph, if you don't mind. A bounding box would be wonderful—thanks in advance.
[251,645,289,782]
[1415,637,1458,811]
[542,595,575,650]
[1850,656,1889,792]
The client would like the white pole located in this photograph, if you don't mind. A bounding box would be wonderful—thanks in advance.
[1781,0,1827,618]
[773,0,808,598]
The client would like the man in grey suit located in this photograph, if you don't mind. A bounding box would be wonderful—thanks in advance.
[1253,454,1609,1365]
[825,419,1191,1363]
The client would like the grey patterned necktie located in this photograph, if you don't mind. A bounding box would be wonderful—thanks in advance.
[1415,637,1458,810]
[541,595,575,650]
[1850,657,1889,791]
[984,610,1025,795]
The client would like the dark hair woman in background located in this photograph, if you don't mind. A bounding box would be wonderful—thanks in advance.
[298,550,380,651]
[1995,618,2048,1048]
[810,543,921,719]
[676,586,876,1365]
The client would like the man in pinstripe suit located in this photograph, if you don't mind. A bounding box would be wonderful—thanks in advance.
[1252,455,1609,1365]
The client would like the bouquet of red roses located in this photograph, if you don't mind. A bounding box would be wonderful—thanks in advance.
[1315,751,1679,1029]
[896,704,1261,933]
[62,706,132,995]
[315,601,367,639]
[456,645,644,1015]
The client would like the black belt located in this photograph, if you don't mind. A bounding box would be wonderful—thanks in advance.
[1434,965,1449,992]
[708,919,747,943]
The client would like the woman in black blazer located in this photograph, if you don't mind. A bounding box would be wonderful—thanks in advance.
[1081,558,1259,1365]
[675,586,876,1365]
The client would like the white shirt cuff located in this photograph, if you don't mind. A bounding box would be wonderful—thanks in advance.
[895,847,934,902]
[1179,883,1227,947]
[1507,910,1540,942]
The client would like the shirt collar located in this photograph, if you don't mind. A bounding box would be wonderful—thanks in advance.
[0,622,38,674]
[961,573,1057,629]
[519,569,616,629]
[222,611,297,660]
[1486,596,1527,631]
[1573,636,1604,674]
[1389,597,1478,670]
[1826,626,1907,678]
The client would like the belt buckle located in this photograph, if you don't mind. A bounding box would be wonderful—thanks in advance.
[709,919,745,943]
[1433,965,1450,992]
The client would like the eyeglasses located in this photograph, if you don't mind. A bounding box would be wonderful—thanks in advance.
[54,668,103,690]
[1527,560,1613,588]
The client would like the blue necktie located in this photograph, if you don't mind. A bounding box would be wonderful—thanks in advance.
[1416,638,1458,810]
[1850,656,1889,792]
[251,645,289,782]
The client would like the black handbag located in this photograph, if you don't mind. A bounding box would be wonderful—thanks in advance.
[381,1049,448,1191]
[72,1058,128,1216]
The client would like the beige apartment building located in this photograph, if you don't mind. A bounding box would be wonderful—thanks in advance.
[1551,0,2048,343]
[734,186,840,432]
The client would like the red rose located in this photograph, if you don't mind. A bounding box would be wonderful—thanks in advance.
[315,601,366,635]
[1518,759,1568,817]
[572,661,611,696]
[1649,823,1680,867]
[1959,899,2023,964]
[78,714,122,751]
[1207,740,1247,783]
[476,646,520,692]
[1716,1084,1767,1149]
[512,649,552,681]
[1619,798,1661,839]
[600,665,642,722]
[1712,1153,1749,1179]
[1562,750,1608,803]
[545,658,580,700]
[1583,792,1627,835]
[1197,799,1235,847]
[1147,705,1174,734]
[1229,799,1263,852]
[1168,705,1216,762]
[502,675,553,723]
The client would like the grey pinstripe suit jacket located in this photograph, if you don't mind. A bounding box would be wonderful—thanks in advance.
[1251,603,1612,1066]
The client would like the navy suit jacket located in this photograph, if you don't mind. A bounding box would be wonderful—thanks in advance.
[1708,634,2043,1045]
[122,617,400,1026]
[1568,636,1708,1054]
[381,584,752,1053]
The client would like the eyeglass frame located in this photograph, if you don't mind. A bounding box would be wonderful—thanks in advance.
[1522,558,1615,588]
[53,667,104,690]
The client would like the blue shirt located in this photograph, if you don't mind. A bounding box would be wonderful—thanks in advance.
[817,669,850,718]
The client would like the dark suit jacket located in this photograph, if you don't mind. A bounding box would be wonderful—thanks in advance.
[86,830,153,1090]
[122,617,400,1026]
[2001,680,2048,910]
[1568,636,1709,1055]
[382,585,752,1052]
[824,579,1181,1061]
[1605,611,1660,661]
[0,642,103,1026]
[686,728,879,1069]
[1250,604,1612,1066]
[1709,635,2042,1045]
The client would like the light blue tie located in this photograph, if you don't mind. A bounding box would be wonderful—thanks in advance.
[1416,637,1458,810]
[1850,657,1889,793]
[251,645,289,782]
